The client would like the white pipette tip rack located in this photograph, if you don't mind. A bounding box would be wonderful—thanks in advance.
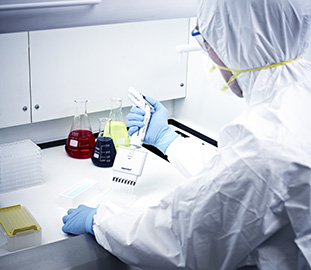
[0,139,43,193]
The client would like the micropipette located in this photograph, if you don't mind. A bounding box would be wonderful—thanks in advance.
[111,87,154,187]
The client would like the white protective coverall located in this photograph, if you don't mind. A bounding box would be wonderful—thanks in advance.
[94,0,311,269]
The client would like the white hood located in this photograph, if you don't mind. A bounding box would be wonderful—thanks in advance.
[197,0,311,103]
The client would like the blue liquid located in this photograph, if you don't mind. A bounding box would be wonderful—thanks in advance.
[91,137,116,167]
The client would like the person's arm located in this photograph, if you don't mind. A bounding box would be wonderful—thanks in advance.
[63,122,288,269]
[93,147,281,270]
[166,136,218,178]
[127,96,217,178]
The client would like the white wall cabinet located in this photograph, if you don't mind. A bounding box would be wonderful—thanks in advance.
[0,18,189,128]
[0,33,31,129]
[29,18,189,123]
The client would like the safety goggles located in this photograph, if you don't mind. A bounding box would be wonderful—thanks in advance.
[191,26,211,53]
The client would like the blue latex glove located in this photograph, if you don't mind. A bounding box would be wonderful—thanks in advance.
[62,205,96,235]
[126,96,179,154]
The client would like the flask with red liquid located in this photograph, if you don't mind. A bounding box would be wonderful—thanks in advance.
[65,98,95,159]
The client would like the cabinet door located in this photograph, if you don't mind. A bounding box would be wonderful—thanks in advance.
[0,33,30,129]
[29,18,188,123]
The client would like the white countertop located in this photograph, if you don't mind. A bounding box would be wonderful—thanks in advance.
[0,144,186,256]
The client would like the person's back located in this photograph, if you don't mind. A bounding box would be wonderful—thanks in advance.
[213,57,311,268]
[191,0,311,268]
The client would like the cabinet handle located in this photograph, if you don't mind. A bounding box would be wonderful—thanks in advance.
[0,0,101,11]
[34,104,40,110]
[22,106,28,111]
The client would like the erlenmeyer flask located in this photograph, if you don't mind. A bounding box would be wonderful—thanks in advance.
[92,117,116,167]
[65,98,95,159]
[107,97,130,151]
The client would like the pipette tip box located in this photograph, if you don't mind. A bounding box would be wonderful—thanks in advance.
[0,139,43,193]
[0,204,42,252]
[59,178,101,209]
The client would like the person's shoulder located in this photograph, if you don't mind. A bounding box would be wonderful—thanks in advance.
[219,106,291,157]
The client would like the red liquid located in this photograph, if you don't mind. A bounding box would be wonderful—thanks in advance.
[65,130,96,159]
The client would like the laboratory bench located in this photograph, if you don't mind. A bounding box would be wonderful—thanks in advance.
[0,120,217,269]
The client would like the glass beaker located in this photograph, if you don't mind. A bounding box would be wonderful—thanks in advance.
[65,98,96,159]
[91,117,116,167]
[107,97,130,151]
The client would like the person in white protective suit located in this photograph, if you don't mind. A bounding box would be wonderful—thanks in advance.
[62,0,311,269]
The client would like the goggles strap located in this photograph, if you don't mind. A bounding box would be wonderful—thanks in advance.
[210,57,303,91]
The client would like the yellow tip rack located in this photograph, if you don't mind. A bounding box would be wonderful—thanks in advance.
[0,204,42,251]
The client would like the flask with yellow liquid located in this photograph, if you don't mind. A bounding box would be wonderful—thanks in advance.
[106,97,130,151]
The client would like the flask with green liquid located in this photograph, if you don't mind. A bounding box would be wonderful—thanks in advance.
[105,97,130,151]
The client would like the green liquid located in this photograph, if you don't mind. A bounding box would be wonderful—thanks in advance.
[104,121,130,150]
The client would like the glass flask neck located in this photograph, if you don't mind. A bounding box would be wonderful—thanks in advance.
[109,97,124,121]
[75,98,88,116]
[99,118,112,137]
[70,98,92,132]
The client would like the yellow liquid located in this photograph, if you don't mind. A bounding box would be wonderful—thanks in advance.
[104,121,130,150]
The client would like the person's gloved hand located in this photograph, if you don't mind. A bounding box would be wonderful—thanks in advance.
[62,205,96,235]
[127,96,179,154]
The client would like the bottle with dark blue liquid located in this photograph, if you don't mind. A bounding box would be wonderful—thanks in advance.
[92,118,116,167]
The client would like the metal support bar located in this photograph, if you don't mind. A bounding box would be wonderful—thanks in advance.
[0,0,101,11]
